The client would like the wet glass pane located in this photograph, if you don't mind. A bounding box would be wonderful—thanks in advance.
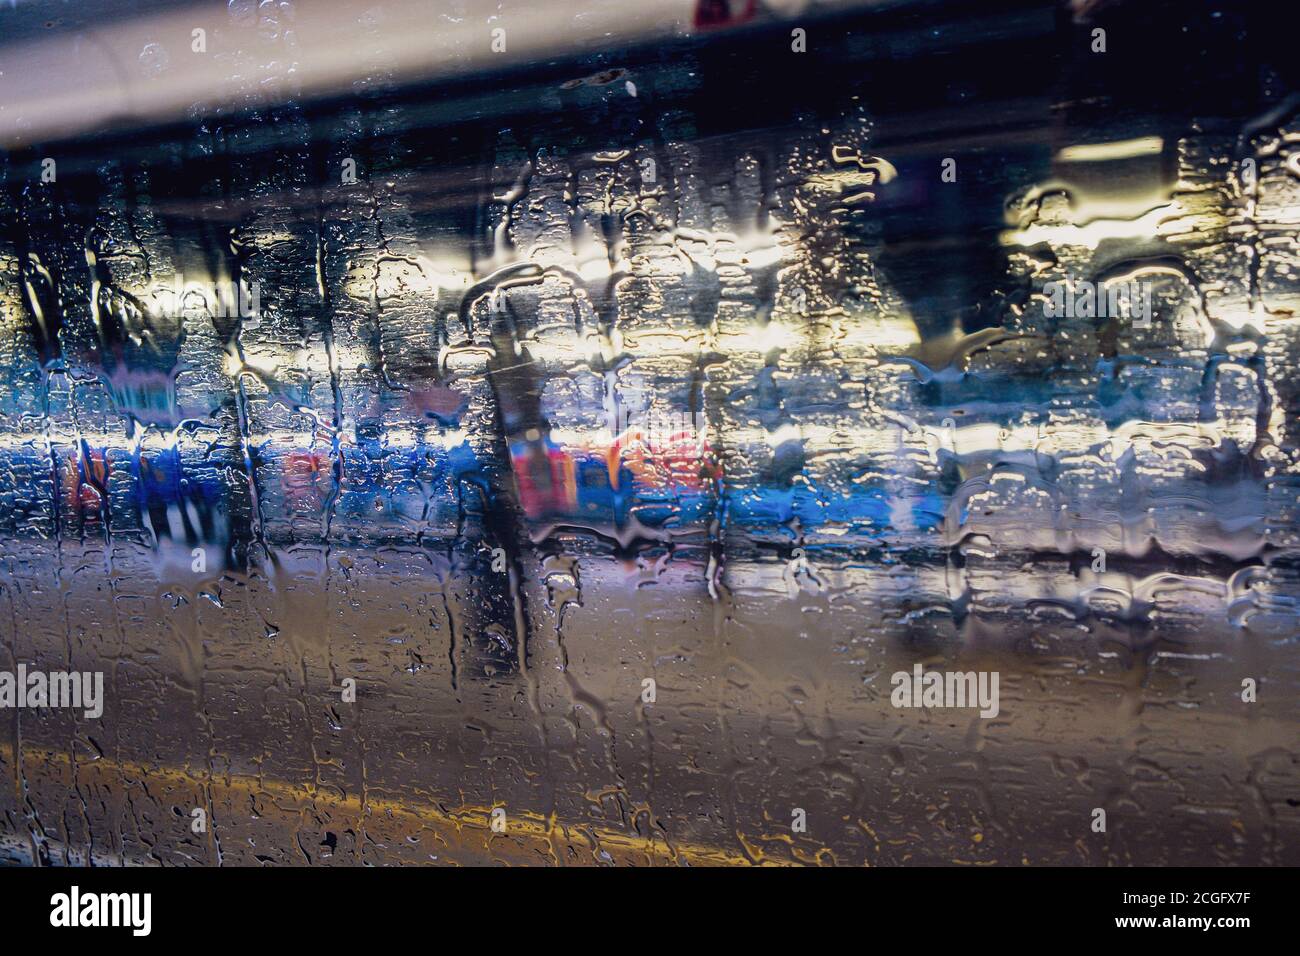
[0,0,1297,869]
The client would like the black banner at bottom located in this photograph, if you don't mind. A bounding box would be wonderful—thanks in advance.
[0,864,1284,943]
